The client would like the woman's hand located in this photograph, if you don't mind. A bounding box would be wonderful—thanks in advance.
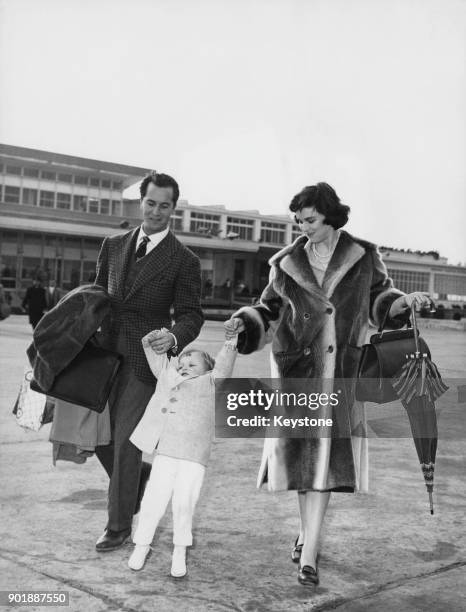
[224,317,245,340]
[403,292,433,310]
[390,292,433,317]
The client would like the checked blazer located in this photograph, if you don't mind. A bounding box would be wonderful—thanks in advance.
[95,228,204,384]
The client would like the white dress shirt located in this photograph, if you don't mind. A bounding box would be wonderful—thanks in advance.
[135,226,170,256]
[135,225,178,352]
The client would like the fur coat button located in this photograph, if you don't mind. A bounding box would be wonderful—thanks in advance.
[303,348,311,356]
[303,313,311,320]
[328,345,334,353]
[325,307,333,314]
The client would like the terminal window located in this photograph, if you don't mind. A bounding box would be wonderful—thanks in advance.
[57,193,71,210]
[190,212,221,234]
[170,211,184,231]
[227,217,254,241]
[4,186,20,204]
[6,165,21,175]
[23,167,40,178]
[260,222,286,245]
[434,274,466,300]
[387,269,430,294]
[39,190,55,208]
[22,188,38,206]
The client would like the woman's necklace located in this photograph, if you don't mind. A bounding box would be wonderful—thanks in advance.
[312,240,335,260]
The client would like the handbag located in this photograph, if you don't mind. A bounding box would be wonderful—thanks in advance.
[355,306,430,404]
[30,339,122,413]
[13,369,48,431]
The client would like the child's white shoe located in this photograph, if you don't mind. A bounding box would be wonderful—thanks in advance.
[171,545,187,578]
[128,545,151,571]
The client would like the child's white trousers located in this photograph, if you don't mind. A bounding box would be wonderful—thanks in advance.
[133,454,205,547]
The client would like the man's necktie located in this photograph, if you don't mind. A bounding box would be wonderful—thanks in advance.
[135,236,150,261]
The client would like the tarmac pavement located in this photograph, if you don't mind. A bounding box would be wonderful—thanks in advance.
[1,315,465,612]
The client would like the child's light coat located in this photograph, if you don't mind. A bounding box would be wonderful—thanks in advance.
[130,338,237,466]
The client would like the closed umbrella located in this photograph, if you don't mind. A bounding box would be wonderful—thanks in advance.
[392,304,448,514]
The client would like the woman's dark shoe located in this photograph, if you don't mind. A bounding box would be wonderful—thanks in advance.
[297,563,319,587]
[291,537,303,563]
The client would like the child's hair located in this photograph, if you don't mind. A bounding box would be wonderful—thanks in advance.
[178,349,215,371]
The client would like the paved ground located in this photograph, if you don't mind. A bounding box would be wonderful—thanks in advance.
[1,316,465,612]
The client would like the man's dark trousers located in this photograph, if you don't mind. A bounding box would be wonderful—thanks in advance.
[95,340,154,533]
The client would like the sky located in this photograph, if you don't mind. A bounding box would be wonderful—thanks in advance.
[1,0,465,262]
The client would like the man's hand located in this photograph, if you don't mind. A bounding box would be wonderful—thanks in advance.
[147,329,175,354]
[224,317,245,340]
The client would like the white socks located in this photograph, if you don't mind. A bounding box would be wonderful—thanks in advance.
[171,545,187,578]
[128,545,151,571]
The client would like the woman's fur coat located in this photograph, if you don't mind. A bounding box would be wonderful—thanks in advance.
[235,231,408,493]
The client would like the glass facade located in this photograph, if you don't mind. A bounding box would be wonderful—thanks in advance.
[190,212,221,234]
[386,269,430,294]
[170,210,184,231]
[434,274,466,301]
[22,188,38,206]
[260,221,286,245]
[57,192,71,210]
[226,217,254,240]
[39,190,55,208]
[4,186,20,204]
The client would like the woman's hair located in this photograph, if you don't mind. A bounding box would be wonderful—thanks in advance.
[178,349,215,371]
[289,182,350,229]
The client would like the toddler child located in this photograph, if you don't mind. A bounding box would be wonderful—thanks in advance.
[128,327,238,577]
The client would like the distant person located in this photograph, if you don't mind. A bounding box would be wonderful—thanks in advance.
[127,327,238,577]
[45,279,61,310]
[0,282,11,320]
[22,279,47,329]
[203,277,213,298]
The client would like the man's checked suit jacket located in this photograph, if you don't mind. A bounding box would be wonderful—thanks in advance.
[95,228,204,385]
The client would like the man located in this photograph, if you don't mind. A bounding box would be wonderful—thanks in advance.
[22,279,47,329]
[45,279,61,310]
[94,171,204,552]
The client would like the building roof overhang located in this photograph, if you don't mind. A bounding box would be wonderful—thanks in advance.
[0,143,150,188]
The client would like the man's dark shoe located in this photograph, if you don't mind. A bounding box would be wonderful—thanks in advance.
[95,528,131,552]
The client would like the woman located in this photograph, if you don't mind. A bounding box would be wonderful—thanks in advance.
[225,182,431,588]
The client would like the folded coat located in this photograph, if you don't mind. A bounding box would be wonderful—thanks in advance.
[27,284,111,391]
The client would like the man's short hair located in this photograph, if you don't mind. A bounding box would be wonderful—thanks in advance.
[139,171,180,206]
[178,349,215,371]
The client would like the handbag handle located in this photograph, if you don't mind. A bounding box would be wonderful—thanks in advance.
[378,296,436,336]
[378,305,412,334]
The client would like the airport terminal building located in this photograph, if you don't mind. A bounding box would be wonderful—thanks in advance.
[1,143,466,311]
